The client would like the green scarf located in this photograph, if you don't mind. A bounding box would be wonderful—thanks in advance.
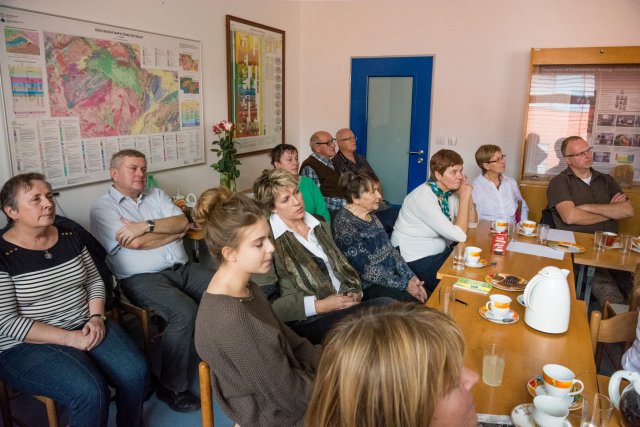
[274,221,361,299]
[428,180,453,220]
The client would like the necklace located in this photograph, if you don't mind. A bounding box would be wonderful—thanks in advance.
[237,286,255,303]
[346,204,371,222]
[44,249,53,260]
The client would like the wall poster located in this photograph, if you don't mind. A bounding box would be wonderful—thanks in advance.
[226,15,284,157]
[0,7,205,189]
[522,63,640,183]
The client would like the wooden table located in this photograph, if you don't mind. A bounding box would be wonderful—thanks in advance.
[437,220,576,298]
[427,276,598,418]
[573,232,640,303]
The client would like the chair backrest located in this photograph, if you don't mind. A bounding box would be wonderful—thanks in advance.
[199,361,214,427]
[540,207,555,227]
[590,309,638,355]
[630,263,640,312]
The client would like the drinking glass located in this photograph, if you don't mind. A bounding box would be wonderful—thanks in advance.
[594,231,605,252]
[439,285,456,318]
[581,393,613,426]
[507,222,517,241]
[452,245,465,270]
[620,234,633,255]
[482,343,505,386]
[536,224,550,245]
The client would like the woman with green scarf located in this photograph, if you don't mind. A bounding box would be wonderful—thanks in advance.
[253,169,392,344]
[390,149,476,292]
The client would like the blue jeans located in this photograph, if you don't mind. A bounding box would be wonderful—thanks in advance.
[121,262,213,392]
[407,246,453,293]
[0,320,149,427]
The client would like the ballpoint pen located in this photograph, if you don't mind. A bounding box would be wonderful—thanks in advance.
[455,298,468,306]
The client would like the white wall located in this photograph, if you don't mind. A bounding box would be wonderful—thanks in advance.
[0,0,301,228]
[297,0,640,181]
[3,0,640,228]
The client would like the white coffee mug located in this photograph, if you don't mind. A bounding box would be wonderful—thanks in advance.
[464,246,481,265]
[533,396,571,427]
[519,220,537,235]
[485,294,511,318]
[491,219,508,233]
[185,193,198,208]
[542,364,584,398]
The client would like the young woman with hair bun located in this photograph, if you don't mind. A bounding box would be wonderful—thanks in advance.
[193,187,319,427]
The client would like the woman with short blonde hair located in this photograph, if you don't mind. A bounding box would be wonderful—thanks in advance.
[472,144,529,223]
[253,168,391,344]
[306,303,478,427]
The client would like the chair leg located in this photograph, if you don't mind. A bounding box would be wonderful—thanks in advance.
[0,380,12,427]
[199,361,214,427]
[42,397,59,427]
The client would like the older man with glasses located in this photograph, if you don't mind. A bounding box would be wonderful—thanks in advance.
[331,128,376,176]
[300,130,347,215]
[547,135,634,304]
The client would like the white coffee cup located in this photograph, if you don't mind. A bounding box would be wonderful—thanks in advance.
[542,364,584,399]
[533,396,571,427]
[519,220,537,235]
[464,246,481,265]
[491,219,508,233]
[485,294,511,318]
[185,193,198,208]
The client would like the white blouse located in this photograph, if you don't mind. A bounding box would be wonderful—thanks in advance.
[471,174,529,223]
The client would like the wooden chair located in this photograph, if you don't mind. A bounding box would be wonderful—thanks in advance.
[109,278,164,362]
[590,309,638,394]
[604,263,640,318]
[0,379,59,427]
[198,361,215,427]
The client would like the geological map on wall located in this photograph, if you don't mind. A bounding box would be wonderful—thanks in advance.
[0,7,204,189]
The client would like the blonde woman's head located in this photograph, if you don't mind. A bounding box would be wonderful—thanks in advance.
[306,303,477,427]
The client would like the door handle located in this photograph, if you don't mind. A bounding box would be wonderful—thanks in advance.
[408,150,424,155]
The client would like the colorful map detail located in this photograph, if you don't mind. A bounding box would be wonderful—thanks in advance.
[44,32,179,138]
[5,28,40,55]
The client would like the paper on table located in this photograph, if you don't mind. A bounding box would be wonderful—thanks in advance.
[506,241,565,260]
[547,228,575,244]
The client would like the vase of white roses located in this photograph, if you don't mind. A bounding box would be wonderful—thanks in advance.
[210,119,240,192]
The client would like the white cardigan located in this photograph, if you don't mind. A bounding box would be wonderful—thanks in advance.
[391,183,467,263]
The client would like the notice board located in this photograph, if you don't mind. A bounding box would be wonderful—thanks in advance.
[0,7,205,189]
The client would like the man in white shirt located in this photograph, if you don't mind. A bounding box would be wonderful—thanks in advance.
[91,149,213,412]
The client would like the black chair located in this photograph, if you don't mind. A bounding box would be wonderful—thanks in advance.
[540,207,555,227]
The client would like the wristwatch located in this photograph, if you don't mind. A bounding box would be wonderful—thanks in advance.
[146,219,155,233]
[90,313,107,321]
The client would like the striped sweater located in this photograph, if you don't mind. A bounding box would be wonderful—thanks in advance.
[0,227,105,353]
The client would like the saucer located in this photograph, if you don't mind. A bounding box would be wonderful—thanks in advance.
[489,227,507,234]
[479,306,519,324]
[517,294,526,307]
[604,242,622,249]
[631,245,640,254]
[518,229,537,237]
[465,258,488,268]
[526,377,583,410]
[511,403,534,427]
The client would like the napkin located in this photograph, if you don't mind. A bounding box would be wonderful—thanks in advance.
[506,241,565,260]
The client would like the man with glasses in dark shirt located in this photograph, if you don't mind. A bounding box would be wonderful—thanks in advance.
[547,135,634,303]
[300,130,347,215]
[332,128,376,175]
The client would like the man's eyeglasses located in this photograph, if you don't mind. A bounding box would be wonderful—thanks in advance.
[337,136,357,143]
[486,154,506,164]
[315,138,336,146]
[564,147,593,158]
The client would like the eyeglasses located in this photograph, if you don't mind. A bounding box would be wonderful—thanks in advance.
[486,154,506,164]
[337,136,357,142]
[564,147,593,158]
[315,138,336,146]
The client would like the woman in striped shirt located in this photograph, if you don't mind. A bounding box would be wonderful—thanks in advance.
[0,173,148,427]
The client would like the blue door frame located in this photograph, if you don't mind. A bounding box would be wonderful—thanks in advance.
[350,56,433,193]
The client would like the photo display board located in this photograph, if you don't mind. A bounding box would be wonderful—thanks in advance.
[0,7,205,189]
[522,62,640,183]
